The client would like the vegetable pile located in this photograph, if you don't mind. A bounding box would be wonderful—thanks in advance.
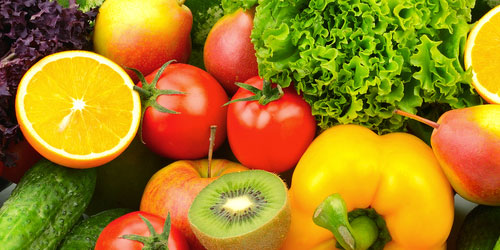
[0,0,96,163]
[0,0,499,249]
[251,0,483,133]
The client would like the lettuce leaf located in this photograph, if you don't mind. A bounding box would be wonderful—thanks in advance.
[185,0,224,68]
[55,0,104,12]
[252,0,482,134]
[222,0,258,14]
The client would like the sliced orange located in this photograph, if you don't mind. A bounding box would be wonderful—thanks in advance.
[464,5,500,104]
[15,50,141,168]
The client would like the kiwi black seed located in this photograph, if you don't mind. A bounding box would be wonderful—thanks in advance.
[187,170,291,250]
[208,186,267,222]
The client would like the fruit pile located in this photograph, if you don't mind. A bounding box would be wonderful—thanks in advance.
[0,0,499,249]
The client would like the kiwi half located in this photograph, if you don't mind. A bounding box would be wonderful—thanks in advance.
[188,170,291,250]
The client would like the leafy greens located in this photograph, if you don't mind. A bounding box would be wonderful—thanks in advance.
[222,0,258,14]
[55,0,105,12]
[251,0,482,134]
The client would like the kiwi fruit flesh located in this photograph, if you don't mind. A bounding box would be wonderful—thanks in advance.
[188,170,291,250]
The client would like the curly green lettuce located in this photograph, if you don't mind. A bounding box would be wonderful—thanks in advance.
[222,0,258,14]
[252,0,482,134]
[56,0,104,12]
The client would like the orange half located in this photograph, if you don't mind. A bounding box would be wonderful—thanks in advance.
[15,51,141,168]
[464,5,500,104]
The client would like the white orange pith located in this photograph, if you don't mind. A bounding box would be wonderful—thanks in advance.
[15,50,141,168]
[464,5,500,104]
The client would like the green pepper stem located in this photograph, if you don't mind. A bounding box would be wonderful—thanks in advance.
[313,194,379,250]
[350,216,378,250]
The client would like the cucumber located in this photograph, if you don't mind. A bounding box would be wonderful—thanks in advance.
[457,205,500,250]
[59,208,131,249]
[0,159,96,250]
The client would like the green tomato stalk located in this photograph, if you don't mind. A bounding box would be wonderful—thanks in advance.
[223,79,284,106]
[127,60,186,143]
[121,213,172,250]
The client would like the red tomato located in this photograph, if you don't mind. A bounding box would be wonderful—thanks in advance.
[227,76,317,173]
[139,63,228,160]
[95,211,189,250]
[1,139,41,183]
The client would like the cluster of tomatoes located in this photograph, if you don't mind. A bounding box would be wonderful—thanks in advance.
[91,60,319,250]
[135,61,317,174]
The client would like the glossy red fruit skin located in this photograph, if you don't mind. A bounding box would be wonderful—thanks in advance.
[93,0,193,82]
[1,139,41,183]
[204,8,258,96]
[227,76,317,173]
[140,63,228,160]
[140,159,248,250]
[431,105,500,205]
[95,211,189,250]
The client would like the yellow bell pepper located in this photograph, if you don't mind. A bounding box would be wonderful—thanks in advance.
[283,125,454,250]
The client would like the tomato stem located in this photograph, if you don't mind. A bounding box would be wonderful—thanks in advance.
[207,125,217,178]
[121,213,171,250]
[127,60,185,144]
[222,79,284,106]
[133,85,152,99]
[258,80,283,105]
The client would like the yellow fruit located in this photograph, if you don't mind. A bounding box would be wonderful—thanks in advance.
[15,51,141,168]
[465,5,500,104]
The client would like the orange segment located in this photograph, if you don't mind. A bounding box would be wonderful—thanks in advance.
[464,5,500,104]
[15,50,141,168]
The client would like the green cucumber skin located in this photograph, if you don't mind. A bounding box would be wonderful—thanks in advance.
[0,159,96,250]
[58,208,132,250]
[457,205,500,250]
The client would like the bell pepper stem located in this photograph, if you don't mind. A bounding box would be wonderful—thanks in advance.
[313,194,379,250]
[350,216,378,250]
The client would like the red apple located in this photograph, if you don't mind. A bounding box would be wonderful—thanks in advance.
[140,159,248,249]
[93,0,192,81]
[204,8,258,95]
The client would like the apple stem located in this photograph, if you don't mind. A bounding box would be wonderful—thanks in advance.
[207,125,217,178]
[394,109,440,129]
[177,0,186,6]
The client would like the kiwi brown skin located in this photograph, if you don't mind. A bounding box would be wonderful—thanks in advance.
[189,176,291,250]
